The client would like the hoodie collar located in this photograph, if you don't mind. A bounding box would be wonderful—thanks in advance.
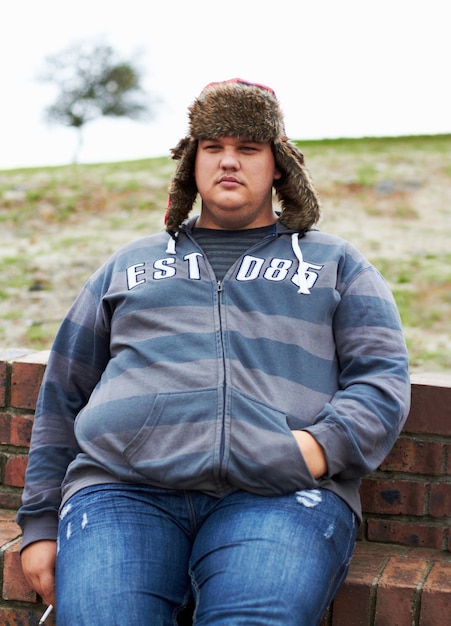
[165,216,311,295]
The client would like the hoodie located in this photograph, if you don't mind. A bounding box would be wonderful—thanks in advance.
[17,217,411,549]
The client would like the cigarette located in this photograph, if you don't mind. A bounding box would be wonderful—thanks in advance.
[38,604,53,624]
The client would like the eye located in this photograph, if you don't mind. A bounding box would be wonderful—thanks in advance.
[203,142,222,152]
[240,144,259,153]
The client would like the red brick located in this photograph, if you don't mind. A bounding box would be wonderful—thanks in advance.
[0,360,7,407]
[0,349,36,408]
[0,606,55,625]
[375,556,430,626]
[420,561,451,625]
[2,539,37,602]
[360,477,427,516]
[0,492,23,510]
[0,413,33,447]
[10,351,49,410]
[0,509,17,522]
[0,519,22,546]
[407,375,451,436]
[4,454,28,488]
[428,482,451,518]
[402,546,450,562]
[367,518,445,550]
[332,550,387,625]
[353,542,410,558]
[9,413,33,447]
[380,436,445,475]
[0,412,12,443]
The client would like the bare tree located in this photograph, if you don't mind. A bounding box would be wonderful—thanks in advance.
[39,38,153,162]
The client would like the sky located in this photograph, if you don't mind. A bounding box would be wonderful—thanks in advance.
[1,0,449,170]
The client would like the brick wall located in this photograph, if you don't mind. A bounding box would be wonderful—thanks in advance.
[360,373,450,552]
[0,350,449,625]
[0,350,53,624]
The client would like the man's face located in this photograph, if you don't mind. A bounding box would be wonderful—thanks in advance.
[194,136,281,230]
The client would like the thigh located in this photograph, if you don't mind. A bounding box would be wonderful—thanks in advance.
[190,489,357,626]
[56,485,192,626]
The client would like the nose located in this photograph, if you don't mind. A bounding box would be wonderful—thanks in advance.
[220,147,240,170]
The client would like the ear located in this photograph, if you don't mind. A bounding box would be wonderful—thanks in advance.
[273,167,282,181]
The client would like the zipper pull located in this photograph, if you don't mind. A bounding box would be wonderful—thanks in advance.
[217,280,222,292]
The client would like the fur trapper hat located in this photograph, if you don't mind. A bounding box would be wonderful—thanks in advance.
[166,78,321,233]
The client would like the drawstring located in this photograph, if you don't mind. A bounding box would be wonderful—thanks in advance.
[166,232,178,254]
[291,233,310,295]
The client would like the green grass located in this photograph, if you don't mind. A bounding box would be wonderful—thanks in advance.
[1,134,450,372]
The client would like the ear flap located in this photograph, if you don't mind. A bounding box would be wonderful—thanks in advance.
[166,138,199,233]
[273,140,321,232]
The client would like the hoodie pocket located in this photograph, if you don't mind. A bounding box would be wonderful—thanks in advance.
[123,388,220,486]
[225,389,317,495]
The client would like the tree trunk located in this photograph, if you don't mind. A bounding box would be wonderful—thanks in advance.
[72,127,84,163]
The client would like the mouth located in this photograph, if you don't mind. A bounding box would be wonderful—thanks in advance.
[218,176,241,187]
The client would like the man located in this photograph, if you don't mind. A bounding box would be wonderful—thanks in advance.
[18,79,410,625]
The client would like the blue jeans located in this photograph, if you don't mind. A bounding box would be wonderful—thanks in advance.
[56,485,357,625]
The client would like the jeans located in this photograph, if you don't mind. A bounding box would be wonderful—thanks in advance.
[56,485,357,625]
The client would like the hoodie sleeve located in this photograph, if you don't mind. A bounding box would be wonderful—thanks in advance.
[305,257,411,481]
[16,273,112,550]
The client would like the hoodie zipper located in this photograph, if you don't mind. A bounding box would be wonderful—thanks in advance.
[180,232,229,486]
[180,229,282,486]
[216,279,227,475]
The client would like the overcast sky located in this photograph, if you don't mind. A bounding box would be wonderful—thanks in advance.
[1,0,449,169]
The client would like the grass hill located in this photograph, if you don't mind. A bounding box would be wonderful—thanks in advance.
[1,134,450,374]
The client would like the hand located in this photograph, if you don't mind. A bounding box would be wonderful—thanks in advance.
[292,430,327,478]
[20,540,57,607]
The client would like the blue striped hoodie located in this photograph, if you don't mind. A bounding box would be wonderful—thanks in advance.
[18,218,411,548]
